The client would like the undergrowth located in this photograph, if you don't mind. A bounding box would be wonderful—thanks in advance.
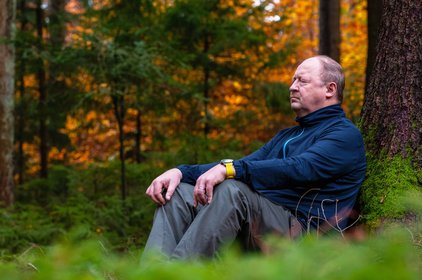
[1,144,421,279]
[0,162,158,258]
[0,220,421,280]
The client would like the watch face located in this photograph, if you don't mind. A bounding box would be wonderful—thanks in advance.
[221,159,234,165]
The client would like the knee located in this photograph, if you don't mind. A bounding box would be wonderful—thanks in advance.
[163,183,194,208]
[177,183,194,198]
[213,180,249,204]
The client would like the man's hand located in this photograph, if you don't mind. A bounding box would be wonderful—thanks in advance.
[146,168,182,205]
[194,164,227,207]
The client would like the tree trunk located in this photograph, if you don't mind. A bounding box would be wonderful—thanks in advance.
[16,0,27,184]
[0,0,16,206]
[318,0,341,62]
[203,33,210,137]
[36,0,48,178]
[360,0,422,227]
[112,94,127,201]
[135,107,142,163]
[361,0,422,162]
[48,0,66,47]
[48,0,68,157]
[365,0,383,92]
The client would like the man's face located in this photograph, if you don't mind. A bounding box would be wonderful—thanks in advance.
[289,58,327,117]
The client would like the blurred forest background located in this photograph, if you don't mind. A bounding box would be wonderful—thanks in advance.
[1,0,369,252]
[0,0,421,277]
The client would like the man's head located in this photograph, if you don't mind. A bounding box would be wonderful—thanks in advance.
[289,55,344,117]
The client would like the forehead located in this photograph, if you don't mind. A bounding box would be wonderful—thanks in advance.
[294,58,322,77]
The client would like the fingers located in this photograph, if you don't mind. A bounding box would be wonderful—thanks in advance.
[165,179,178,201]
[146,180,166,205]
[194,178,216,206]
[193,184,207,207]
[205,183,214,204]
[193,164,226,206]
[145,168,183,205]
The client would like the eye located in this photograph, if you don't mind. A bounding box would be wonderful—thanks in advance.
[298,78,310,85]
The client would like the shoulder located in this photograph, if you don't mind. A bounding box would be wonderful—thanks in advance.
[324,116,362,136]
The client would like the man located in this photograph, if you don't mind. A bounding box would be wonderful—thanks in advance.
[143,55,366,259]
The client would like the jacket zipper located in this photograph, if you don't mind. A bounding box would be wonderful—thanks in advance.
[282,128,305,159]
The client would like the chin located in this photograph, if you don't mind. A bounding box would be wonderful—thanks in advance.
[290,103,300,110]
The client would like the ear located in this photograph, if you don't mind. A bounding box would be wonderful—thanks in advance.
[325,82,337,99]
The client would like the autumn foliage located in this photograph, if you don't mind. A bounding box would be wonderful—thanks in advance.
[14,0,367,183]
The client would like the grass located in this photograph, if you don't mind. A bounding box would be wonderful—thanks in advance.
[0,221,421,280]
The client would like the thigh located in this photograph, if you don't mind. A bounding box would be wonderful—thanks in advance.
[216,180,302,250]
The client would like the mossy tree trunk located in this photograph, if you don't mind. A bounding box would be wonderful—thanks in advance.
[0,0,16,206]
[360,0,422,226]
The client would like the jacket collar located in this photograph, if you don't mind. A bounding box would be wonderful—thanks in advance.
[296,104,345,127]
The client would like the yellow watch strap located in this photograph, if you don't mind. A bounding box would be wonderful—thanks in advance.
[226,162,235,179]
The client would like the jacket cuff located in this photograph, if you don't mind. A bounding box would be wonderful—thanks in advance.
[233,160,244,180]
[176,164,189,180]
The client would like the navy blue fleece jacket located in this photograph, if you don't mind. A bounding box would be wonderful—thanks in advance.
[178,104,366,232]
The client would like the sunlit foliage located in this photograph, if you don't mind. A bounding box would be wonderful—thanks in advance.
[15,0,367,189]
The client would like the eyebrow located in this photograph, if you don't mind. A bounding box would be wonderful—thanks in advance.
[292,74,309,81]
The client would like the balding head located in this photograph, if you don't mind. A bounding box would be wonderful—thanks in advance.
[314,55,345,102]
[289,56,344,117]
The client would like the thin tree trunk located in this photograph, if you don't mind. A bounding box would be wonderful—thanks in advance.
[47,0,66,158]
[112,93,127,201]
[203,33,210,137]
[36,0,48,178]
[0,0,16,206]
[16,0,27,184]
[318,0,341,62]
[361,0,422,162]
[135,107,142,163]
[17,63,25,185]
[48,0,66,47]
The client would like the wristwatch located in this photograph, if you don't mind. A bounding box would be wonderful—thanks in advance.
[220,159,235,179]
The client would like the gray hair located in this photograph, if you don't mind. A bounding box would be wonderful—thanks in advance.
[315,55,345,103]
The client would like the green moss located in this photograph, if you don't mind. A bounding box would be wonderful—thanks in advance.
[360,154,421,229]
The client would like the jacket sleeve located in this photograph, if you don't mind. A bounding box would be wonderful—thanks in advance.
[233,125,365,190]
[175,131,288,185]
[177,162,217,185]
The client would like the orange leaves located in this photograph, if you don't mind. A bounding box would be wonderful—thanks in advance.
[340,0,367,118]
[63,111,119,164]
[18,0,368,173]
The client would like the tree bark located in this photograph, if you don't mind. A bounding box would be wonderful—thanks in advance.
[365,0,383,92]
[0,0,16,206]
[318,0,341,62]
[361,0,422,164]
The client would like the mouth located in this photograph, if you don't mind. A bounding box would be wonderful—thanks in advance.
[290,97,299,102]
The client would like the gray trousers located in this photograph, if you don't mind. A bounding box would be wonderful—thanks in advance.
[143,180,303,259]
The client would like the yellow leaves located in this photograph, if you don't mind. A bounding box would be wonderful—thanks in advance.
[86,111,97,122]
[64,115,79,131]
[340,0,367,118]
[233,81,242,91]
[37,0,368,168]
[225,94,246,106]
[23,74,37,89]
[65,0,85,15]
[49,147,67,161]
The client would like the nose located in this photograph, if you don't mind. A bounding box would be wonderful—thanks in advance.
[289,80,298,92]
